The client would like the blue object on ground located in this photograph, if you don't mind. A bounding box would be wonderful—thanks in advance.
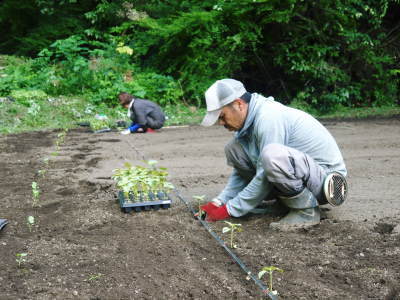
[0,219,8,231]
[129,123,141,133]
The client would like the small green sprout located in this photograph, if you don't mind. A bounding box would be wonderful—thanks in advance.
[193,195,206,219]
[38,169,46,177]
[51,151,59,156]
[31,182,40,206]
[147,160,158,169]
[55,131,67,148]
[258,266,284,295]
[16,253,28,267]
[27,216,35,232]
[88,273,103,281]
[222,221,243,248]
[43,157,50,165]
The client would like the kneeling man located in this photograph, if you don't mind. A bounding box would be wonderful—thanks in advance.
[200,79,348,230]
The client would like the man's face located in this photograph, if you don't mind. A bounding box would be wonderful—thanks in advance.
[218,99,247,131]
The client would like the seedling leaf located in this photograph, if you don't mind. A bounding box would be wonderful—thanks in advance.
[222,227,231,233]
[258,270,268,279]
[28,216,35,224]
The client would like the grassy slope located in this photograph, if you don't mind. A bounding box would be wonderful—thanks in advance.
[1,56,398,134]
[0,95,206,134]
[1,93,398,135]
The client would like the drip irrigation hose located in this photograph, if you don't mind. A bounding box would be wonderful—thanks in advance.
[123,137,277,299]
[174,189,277,300]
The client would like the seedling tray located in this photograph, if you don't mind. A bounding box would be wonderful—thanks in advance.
[118,191,172,213]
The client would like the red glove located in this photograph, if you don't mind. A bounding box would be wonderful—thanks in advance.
[200,202,230,222]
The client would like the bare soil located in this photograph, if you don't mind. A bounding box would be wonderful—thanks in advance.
[1,118,400,300]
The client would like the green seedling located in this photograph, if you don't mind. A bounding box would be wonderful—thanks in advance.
[16,253,28,267]
[31,181,40,206]
[43,157,50,166]
[147,159,158,169]
[193,195,206,219]
[51,151,59,156]
[258,266,284,295]
[38,169,47,177]
[55,131,67,149]
[27,216,35,232]
[88,273,103,281]
[222,221,243,248]
[57,131,67,143]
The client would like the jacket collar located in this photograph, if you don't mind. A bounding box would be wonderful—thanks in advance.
[127,99,135,118]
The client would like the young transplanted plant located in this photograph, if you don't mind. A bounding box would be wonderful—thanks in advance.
[222,221,243,248]
[31,182,40,206]
[258,266,284,296]
[27,216,35,232]
[37,169,47,177]
[16,253,28,268]
[193,195,206,219]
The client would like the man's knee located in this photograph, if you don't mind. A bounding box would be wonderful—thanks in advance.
[261,143,289,173]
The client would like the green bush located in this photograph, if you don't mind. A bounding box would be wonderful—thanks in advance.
[111,0,399,111]
[0,35,183,106]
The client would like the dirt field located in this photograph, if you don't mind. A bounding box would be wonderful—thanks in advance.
[1,118,400,299]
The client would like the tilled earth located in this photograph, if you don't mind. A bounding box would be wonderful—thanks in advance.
[0,118,400,299]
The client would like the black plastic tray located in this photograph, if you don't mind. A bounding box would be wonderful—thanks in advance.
[118,191,172,213]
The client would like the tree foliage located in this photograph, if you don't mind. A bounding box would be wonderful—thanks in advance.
[0,0,399,111]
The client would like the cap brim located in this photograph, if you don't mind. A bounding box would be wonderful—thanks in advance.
[201,109,221,126]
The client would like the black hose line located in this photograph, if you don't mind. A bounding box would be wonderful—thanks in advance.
[174,189,277,300]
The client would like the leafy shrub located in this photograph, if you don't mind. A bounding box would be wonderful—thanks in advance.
[10,89,48,106]
[110,0,399,111]
[0,36,183,106]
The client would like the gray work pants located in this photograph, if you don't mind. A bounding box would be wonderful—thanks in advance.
[145,115,164,129]
[225,140,328,204]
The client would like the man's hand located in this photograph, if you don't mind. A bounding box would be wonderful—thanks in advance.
[200,202,230,222]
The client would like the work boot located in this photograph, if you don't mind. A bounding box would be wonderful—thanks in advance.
[269,188,320,231]
[249,200,289,216]
[269,207,320,230]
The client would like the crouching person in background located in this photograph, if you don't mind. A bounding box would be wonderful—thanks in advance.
[118,92,165,134]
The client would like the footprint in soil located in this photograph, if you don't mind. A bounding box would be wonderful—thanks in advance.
[72,153,87,160]
[78,180,97,194]
[77,146,93,152]
[373,222,395,234]
[56,187,75,196]
[85,157,102,167]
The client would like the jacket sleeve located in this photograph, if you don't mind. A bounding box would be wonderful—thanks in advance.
[226,161,272,217]
[226,114,287,217]
[217,169,249,204]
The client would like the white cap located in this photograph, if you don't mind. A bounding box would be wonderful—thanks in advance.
[201,79,246,126]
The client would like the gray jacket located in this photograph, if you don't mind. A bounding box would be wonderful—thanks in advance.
[129,98,165,129]
[218,93,347,216]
